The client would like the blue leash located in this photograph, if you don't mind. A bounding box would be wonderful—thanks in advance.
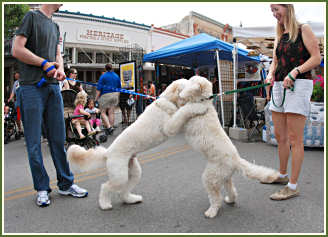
[65,78,157,100]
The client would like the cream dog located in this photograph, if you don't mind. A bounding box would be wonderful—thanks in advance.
[67,79,208,210]
[164,76,279,218]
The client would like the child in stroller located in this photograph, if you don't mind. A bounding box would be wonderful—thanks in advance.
[4,102,21,144]
[85,98,101,132]
[72,91,96,139]
[61,89,99,149]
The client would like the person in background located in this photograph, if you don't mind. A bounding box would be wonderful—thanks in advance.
[12,4,88,207]
[62,68,83,92]
[210,76,219,109]
[95,63,121,135]
[157,83,167,96]
[4,105,10,119]
[85,98,101,132]
[72,91,96,139]
[144,80,156,107]
[7,72,24,136]
[119,92,134,126]
[263,4,321,200]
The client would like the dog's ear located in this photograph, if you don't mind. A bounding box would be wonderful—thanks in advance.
[179,82,201,99]
[189,76,213,98]
[161,81,178,99]
[199,80,213,98]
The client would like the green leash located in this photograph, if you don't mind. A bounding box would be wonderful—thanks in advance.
[210,83,271,100]
[223,83,271,95]
[271,88,286,108]
[209,82,293,108]
[271,73,295,108]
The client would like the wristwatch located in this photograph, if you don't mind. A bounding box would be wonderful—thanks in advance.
[295,67,301,75]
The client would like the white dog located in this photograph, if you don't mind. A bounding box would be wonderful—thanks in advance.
[67,79,208,210]
[164,76,279,218]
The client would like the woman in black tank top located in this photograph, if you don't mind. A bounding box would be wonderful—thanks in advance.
[62,68,83,93]
[274,27,312,82]
[262,4,321,200]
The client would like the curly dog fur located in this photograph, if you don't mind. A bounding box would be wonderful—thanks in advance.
[164,76,279,218]
[67,79,208,210]
[68,76,279,218]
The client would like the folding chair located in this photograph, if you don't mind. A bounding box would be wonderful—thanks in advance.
[237,93,265,138]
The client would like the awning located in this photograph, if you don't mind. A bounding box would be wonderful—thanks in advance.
[143,33,259,67]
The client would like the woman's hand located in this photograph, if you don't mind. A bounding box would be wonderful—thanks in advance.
[265,74,274,85]
[265,74,274,101]
[283,68,298,89]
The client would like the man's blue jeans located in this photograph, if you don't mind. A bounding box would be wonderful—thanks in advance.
[18,84,74,192]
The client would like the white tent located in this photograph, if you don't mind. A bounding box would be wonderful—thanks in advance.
[232,21,324,38]
[232,22,324,58]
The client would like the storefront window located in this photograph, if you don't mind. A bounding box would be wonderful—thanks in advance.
[96,53,106,64]
[78,51,92,64]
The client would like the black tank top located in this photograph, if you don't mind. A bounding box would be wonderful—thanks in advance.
[68,80,81,93]
[275,26,312,81]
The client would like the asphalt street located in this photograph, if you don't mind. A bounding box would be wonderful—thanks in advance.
[3,124,325,234]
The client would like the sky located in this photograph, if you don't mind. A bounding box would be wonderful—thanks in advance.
[60,2,325,28]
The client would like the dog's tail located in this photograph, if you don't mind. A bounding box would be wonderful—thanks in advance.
[236,156,279,183]
[67,144,108,173]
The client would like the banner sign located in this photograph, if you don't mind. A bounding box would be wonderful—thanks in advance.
[120,61,136,91]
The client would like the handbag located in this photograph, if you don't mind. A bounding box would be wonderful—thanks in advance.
[127,97,135,106]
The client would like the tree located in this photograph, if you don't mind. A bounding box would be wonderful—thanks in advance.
[4,4,29,39]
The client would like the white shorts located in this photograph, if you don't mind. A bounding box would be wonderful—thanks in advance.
[269,79,313,117]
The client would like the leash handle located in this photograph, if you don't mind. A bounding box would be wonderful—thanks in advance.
[36,77,47,88]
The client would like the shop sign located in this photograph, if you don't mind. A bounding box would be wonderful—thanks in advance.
[78,28,130,44]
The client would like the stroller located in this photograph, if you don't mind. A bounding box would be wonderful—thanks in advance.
[61,89,101,149]
[4,102,21,144]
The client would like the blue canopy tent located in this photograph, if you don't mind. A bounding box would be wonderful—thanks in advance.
[143,33,259,67]
[143,33,260,127]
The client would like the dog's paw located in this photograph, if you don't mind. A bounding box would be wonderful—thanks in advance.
[192,103,208,116]
[122,193,143,204]
[99,199,113,210]
[204,206,219,218]
[224,196,235,205]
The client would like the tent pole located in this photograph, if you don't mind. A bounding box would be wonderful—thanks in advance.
[232,43,238,128]
[216,49,225,128]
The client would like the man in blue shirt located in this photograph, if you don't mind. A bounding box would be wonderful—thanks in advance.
[95,64,121,135]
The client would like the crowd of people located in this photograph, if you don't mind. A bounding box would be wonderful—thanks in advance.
[4,62,165,145]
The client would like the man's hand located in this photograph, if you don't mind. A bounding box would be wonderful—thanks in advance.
[43,62,59,78]
[55,69,66,81]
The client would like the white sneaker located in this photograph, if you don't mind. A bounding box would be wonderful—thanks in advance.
[95,127,101,132]
[58,184,88,198]
[36,191,50,207]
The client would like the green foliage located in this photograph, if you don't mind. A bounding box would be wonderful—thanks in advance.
[311,81,324,102]
[4,4,29,39]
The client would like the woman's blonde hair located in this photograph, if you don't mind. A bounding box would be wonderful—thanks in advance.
[276,4,300,42]
[74,91,87,107]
